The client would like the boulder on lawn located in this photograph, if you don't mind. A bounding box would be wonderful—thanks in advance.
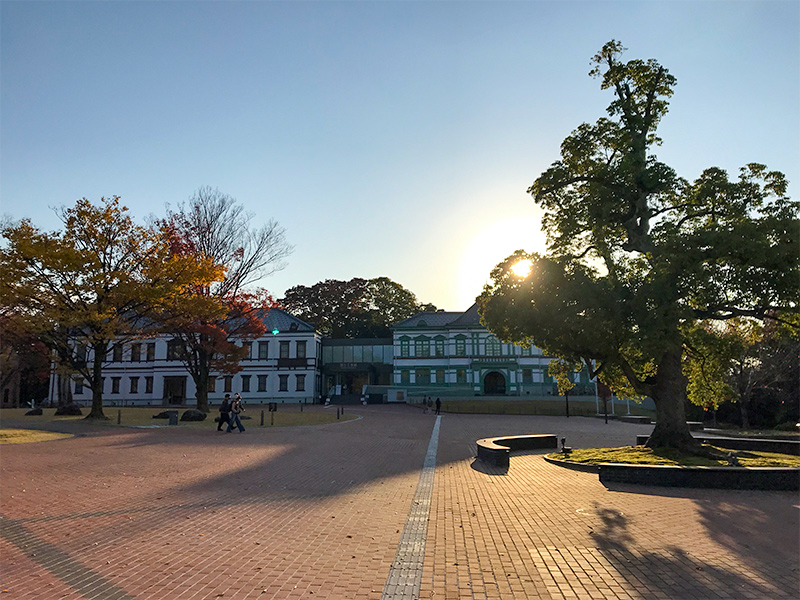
[55,404,82,416]
[25,407,43,416]
[152,411,171,419]
[180,409,207,422]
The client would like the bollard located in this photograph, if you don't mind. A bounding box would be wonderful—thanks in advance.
[117,409,121,425]
[300,400,303,413]
[341,405,344,415]
[271,411,274,426]
[337,407,340,420]
[261,410,264,426]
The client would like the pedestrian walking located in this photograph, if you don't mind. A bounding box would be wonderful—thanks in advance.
[227,393,245,433]
[427,397,433,413]
[217,393,231,431]
[435,397,441,415]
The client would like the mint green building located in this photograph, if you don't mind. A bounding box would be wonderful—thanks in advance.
[392,304,592,398]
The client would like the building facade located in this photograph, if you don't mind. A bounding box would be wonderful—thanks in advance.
[51,309,322,406]
[392,304,592,398]
[50,305,596,407]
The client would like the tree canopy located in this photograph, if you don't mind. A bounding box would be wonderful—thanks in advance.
[478,41,798,450]
[280,277,437,338]
[0,197,222,419]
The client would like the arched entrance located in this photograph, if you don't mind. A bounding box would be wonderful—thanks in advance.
[483,371,506,395]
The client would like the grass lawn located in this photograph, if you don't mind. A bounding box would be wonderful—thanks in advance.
[0,429,74,444]
[0,406,357,430]
[547,445,800,468]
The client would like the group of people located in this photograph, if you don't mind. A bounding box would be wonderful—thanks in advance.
[421,396,441,415]
[217,393,245,432]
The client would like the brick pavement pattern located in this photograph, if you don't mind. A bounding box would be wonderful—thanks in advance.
[1,405,798,599]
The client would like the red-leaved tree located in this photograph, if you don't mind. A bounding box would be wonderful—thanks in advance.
[155,187,291,412]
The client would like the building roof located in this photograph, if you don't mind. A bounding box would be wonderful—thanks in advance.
[392,304,482,330]
[260,308,316,333]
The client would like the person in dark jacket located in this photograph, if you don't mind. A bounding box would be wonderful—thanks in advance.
[217,394,231,431]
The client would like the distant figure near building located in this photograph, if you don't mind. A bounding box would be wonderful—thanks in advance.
[435,397,441,415]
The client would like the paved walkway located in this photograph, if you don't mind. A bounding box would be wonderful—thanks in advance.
[1,405,797,599]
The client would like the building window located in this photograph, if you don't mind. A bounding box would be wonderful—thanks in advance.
[166,339,185,361]
[296,341,306,359]
[111,377,120,394]
[416,369,430,385]
[434,338,445,357]
[296,374,305,392]
[258,341,269,360]
[456,369,466,384]
[400,370,410,385]
[280,341,290,359]
[145,376,153,394]
[146,343,155,362]
[258,375,267,392]
[224,376,233,393]
[415,338,430,358]
[400,339,410,358]
[75,345,87,364]
[130,343,141,362]
[522,369,533,384]
[112,345,123,362]
[485,337,501,356]
[208,376,216,392]
[521,345,532,356]
[242,342,252,360]
[130,377,139,394]
[74,379,84,394]
[279,375,288,392]
[455,337,466,356]
[435,370,445,384]
[241,375,251,393]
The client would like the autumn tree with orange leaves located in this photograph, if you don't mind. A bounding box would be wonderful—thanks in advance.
[0,197,223,419]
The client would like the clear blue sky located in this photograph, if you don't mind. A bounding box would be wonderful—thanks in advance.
[2,1,798,311]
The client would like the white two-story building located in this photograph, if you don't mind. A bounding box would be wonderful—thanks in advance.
[51,308,322,407]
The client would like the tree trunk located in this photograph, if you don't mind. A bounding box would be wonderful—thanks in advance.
[644,349,697,450]
[194,348,211,413]
[85,344,108,420]
[739,399,751,430]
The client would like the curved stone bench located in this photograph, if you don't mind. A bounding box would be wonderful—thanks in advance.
[476,434,558,468]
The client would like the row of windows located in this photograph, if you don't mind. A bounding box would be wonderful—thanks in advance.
[398,368,548,385]
[76,374,306,395]
[101,340,309,363]
[398,337,534,358]
[321,344,391,364]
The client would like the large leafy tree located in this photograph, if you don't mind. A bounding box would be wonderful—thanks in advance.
[478,41,798,450]
[280,277,436,338]
[0,197,222,419]
[686,318,798,429]
[156,187,291,412]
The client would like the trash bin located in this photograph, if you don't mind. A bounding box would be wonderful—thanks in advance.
[167,410,179,426]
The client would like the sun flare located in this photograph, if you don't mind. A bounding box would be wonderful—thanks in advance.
[510,258,533,278]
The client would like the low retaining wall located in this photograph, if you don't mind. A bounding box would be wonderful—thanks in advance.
[598,463,800,490]
[476,434,558,468]
[636,435,800,456]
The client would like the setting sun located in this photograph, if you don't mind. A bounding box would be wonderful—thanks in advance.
[457,216,546,308]
[510,258,533,278]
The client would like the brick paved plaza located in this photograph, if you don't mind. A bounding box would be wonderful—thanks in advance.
[1,405,798,599]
